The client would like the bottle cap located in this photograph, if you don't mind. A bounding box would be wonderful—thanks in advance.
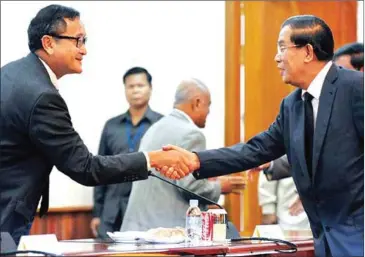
[189,199,198,207]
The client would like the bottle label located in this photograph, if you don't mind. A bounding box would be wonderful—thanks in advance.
[201,212,213,241]
[186,216,202,240]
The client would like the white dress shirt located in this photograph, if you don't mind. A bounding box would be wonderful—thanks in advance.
[259,172,310,229]
[301,61,333,129]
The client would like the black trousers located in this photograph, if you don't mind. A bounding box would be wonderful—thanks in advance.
[97,210,123,239]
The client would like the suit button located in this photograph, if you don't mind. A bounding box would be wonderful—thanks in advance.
[325,226,331,232]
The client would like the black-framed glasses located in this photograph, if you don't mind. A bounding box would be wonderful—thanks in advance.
[277,44,301,54]
[50,34,87,48]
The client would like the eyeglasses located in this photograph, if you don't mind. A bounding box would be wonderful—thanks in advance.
[50,34,87,48]
[277,44,301,54]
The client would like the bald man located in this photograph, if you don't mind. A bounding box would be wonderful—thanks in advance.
[120,78,245,232]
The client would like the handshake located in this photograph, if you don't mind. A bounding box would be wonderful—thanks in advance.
[147,145,200,180]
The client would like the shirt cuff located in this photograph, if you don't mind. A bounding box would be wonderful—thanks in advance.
[261,203,277,215]
[143,151,151,170]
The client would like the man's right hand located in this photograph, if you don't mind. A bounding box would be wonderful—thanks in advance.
[90,217,100,238]
[149,145,200,180]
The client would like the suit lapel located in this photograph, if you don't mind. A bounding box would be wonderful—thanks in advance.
[26,53,58,92]
[292,94,311,180]
[312,65,338,178]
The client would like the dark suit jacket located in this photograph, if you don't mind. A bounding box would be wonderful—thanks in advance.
[193,64,363,256]
[0,53,149,243]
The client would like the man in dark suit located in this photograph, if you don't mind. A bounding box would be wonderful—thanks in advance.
[163,15,363,256]
[256,42,364,181]
[0,4,191,245]
[90,67,163,238]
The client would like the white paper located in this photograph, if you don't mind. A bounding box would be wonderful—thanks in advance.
[107,231,147,242]
[252,224,285,240]
[18,234,61,255]
[107,230,186,244]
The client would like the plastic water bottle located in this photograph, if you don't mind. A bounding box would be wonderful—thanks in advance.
[186,199,202,243]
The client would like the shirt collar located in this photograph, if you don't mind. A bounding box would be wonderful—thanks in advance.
[120,106,155,124]
[173,108,195,125]
[302,61,333,100]
[38,57,59,89]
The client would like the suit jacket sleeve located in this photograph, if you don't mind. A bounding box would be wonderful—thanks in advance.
[264,155,291,181]
[194,100,287,179]
[258,172,278,215]
[28,92,148,186]
[93,124,109,217]
[176,130,221,203]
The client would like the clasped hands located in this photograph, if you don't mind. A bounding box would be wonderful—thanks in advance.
[148,145,200,180]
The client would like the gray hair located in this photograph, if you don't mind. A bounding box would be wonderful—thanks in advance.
[173,78,209,105]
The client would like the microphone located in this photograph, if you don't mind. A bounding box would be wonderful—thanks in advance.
[148,171,244,239]
[148,170,224,209]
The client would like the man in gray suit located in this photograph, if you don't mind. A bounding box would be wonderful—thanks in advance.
[256,155,291,181]
[121,78,246,231]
